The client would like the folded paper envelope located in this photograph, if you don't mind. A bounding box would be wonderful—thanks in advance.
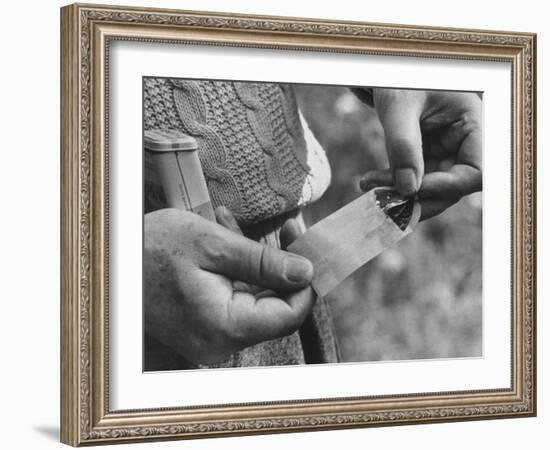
[288,187,421,297]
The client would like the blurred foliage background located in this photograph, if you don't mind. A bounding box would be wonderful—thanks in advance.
[294,85,483,362]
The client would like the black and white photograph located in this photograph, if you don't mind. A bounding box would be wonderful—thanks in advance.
[142,78,482,372]
[54,2,537,446]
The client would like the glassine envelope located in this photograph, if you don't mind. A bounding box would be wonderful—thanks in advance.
[288,187,420,297]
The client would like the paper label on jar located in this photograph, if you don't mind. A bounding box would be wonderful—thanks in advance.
[288,187,420,297]
[146,143,215,222]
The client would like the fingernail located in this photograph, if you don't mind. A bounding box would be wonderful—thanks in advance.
[284,254,313,284]
[395,168,418,196]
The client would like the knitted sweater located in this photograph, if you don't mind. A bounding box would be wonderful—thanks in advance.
[144,77,331,224]
[143,78,339,370]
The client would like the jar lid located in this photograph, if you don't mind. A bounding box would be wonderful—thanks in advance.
[144,129,198,152]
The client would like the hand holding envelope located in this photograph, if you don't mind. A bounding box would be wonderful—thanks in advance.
[289,187,420,297]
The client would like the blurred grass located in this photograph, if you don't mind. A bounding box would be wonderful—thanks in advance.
[295,85,482,362]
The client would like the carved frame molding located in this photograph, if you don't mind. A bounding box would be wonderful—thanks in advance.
[60,3,536,446]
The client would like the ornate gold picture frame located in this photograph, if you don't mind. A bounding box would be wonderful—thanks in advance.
[60,2,536,446]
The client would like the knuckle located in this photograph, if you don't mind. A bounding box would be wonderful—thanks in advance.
[167,209,200,242]
[389,137,422,167]
[375,88,401,104]
[201,231,231,264]
[457,112,481,136]
[390,136,417,152]
[375,89,424,117]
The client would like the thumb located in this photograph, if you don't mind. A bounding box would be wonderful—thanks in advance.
[375,90,425,197]
[200,222,313,291]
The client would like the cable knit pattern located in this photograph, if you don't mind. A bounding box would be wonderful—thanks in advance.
[170,80,244,217]
[278,85,311,171]
[233,82,297,210]
[143,77,184,129]
[143,77,331,224]
[197,81,280,221]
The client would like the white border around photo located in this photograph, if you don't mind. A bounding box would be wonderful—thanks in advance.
[108,40,511,411]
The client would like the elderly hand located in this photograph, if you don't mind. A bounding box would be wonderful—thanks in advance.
[360,88,482,220]
[144,207,314,365]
